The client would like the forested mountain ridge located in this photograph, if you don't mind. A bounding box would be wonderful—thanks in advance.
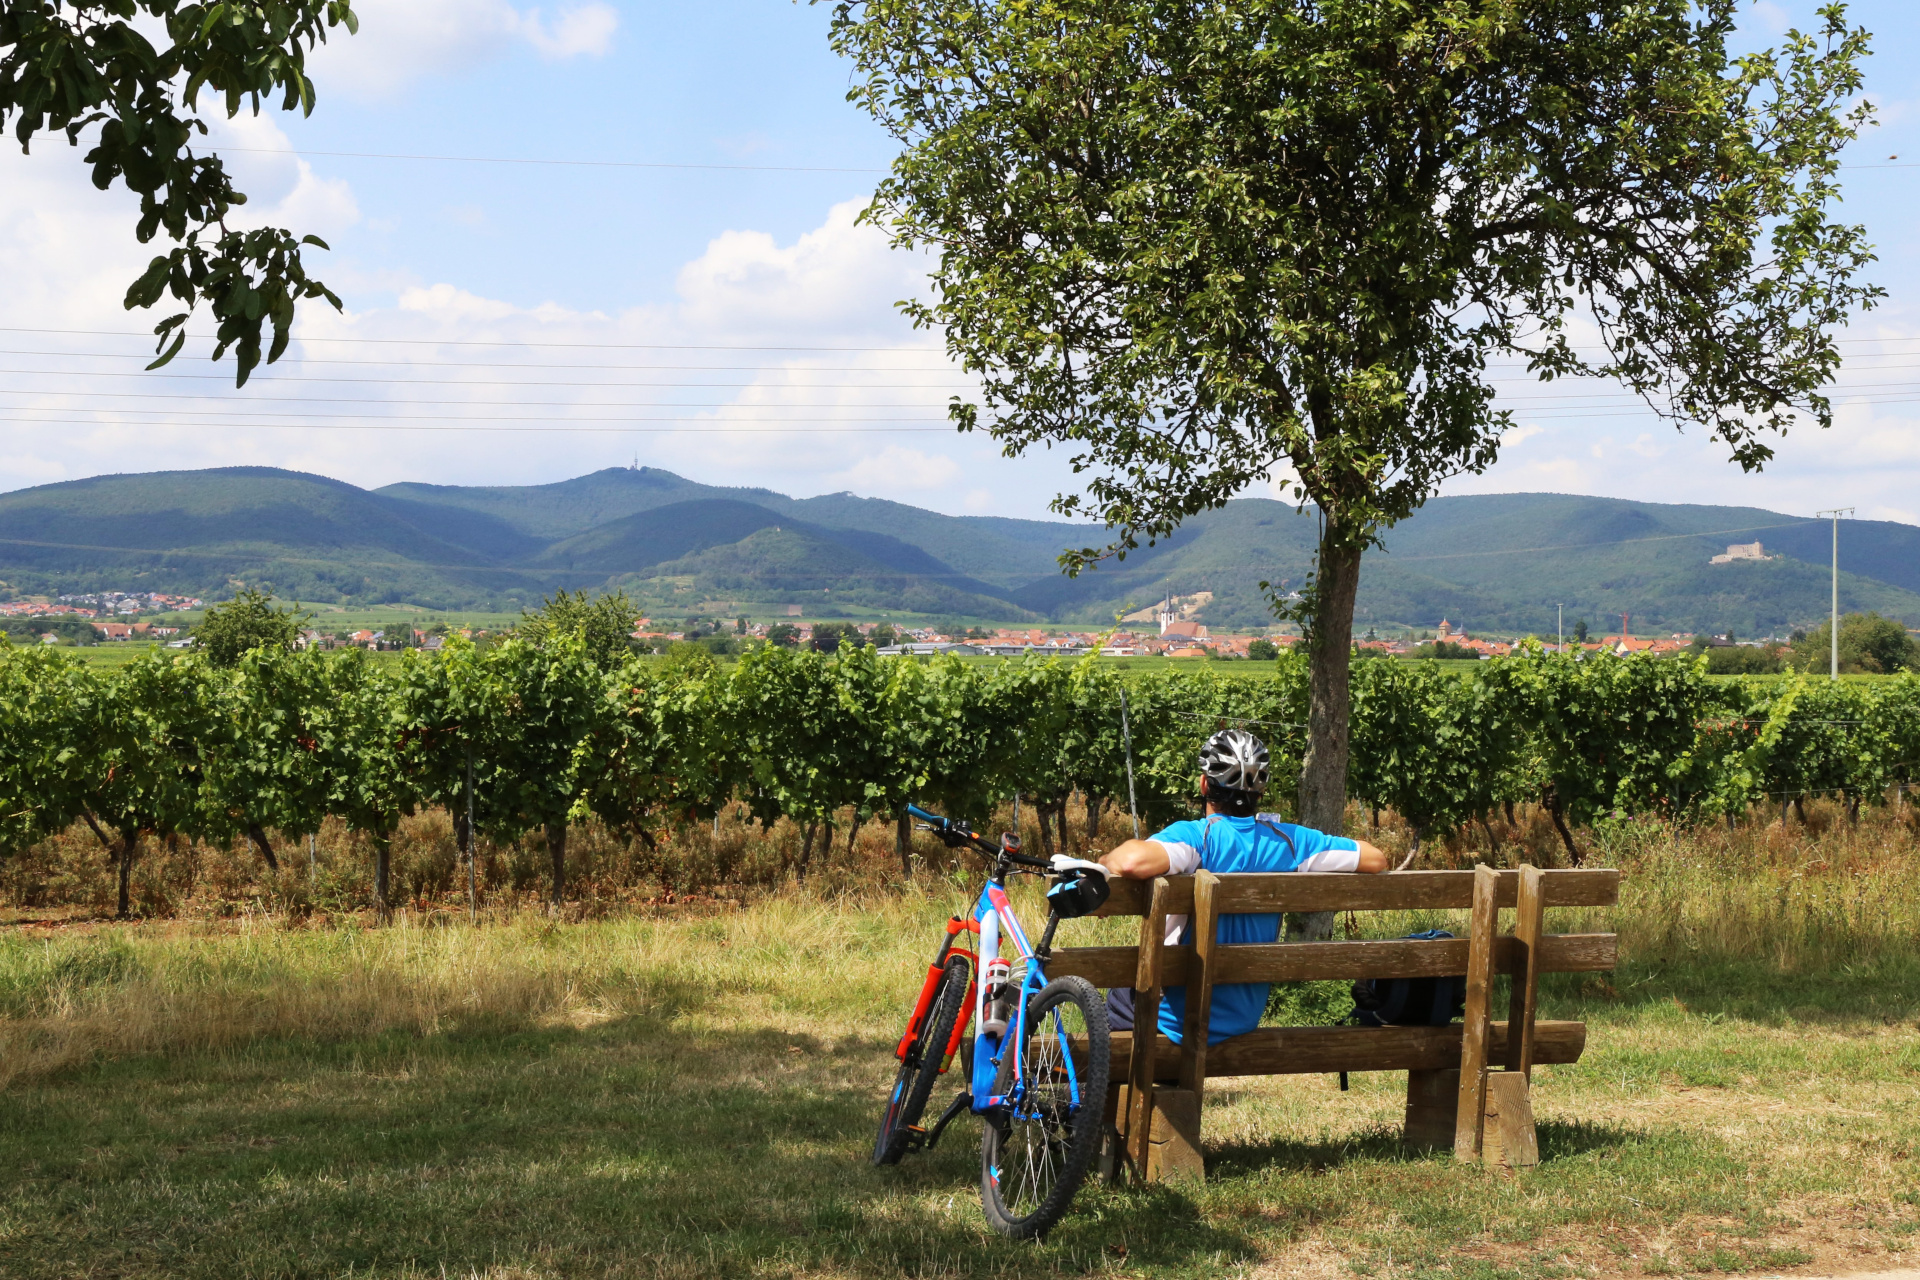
[1,465,1916,633]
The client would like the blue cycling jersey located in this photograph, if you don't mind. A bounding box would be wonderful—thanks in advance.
[1150,814,1359,1046]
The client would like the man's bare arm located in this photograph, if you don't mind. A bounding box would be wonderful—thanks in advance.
[1102,838,1389,877]
[1100,840,1170,879]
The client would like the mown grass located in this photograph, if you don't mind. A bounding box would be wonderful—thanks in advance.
[3,808,1918,1279]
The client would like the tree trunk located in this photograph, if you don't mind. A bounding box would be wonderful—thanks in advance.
[1289,532,1363,943]
[845,814,864,855]
[454,810,471,861]
[1792,795,1807,826]
[1846,793,1860,825]
[1055,801,1069,857]
[116,828,139,918]
[1545,788,1582,866]
[246,822,280,872]
[546,820,567,908]
[1503,800,1516,827]
[797,822,820,884]
[1031,797,1055,859]
[896,810,912,878]
[1085,793,1103,848]
[1478,814,1501,857]
[373,832,392,920]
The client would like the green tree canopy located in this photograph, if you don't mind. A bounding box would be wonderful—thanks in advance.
[831,0,1880,848]
[1792,611,1920,675]
[518,589,639,671]
[2,0,359,383]
[194,588,305,667]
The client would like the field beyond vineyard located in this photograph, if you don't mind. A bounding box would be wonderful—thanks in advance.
[3,801,1918,1279]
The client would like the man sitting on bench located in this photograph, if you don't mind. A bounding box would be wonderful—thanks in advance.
[1097,728,1389,1044]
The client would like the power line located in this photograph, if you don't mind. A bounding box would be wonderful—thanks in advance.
[2,402,949,423]
[158,143,1920,175]
[0,326,927,352]
[0,348,964,373]
[14,369,1920,403]
[0,368,974,389]
[11,325,1920,352]
[0,389,960,410]
[0,415,953,433]
[215,145,889,175]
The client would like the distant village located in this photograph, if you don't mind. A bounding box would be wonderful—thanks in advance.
[0,544,1812,657]
[1,591,1769,659]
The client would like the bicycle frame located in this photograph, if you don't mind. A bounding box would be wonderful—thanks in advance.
[893,803,1094,1139]
[967,872,1086,1122]
[894,867,1092,1124]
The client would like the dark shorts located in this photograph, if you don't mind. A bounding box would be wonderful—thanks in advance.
[1105,987,1138,1032]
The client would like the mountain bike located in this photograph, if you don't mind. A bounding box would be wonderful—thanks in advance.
[872,802,1113,1240]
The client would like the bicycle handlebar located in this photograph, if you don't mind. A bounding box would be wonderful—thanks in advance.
[905,803,1051,870]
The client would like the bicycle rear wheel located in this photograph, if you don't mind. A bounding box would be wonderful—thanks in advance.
[873,953,971,1166]
[980,974,1110,1238]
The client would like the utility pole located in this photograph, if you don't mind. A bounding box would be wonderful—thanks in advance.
[1816,508,1854,679]
[1556,604,1563,653]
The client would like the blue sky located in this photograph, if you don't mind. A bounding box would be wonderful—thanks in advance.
[1,0,1917,527]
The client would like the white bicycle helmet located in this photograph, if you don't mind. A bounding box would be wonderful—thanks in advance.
[1199,727,1269,795]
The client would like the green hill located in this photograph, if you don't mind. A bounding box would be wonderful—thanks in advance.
[379,468,1073,588]
[1019,494,1920,635]
[623,525,1036,620]
[0,467,552,610]
[2,467,1917,633]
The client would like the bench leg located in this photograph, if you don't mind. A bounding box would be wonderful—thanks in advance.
[1404,1068,1459,1151]
[1483,1072,1539,1168]
[1102,1082,1127,1183]
[1145,1087,1204,1184]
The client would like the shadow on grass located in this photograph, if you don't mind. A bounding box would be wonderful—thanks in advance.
[1206,1116,1639,1182]
[0,1012,1255,1280]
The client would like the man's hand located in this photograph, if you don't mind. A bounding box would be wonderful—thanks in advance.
[1099,839,1170,879]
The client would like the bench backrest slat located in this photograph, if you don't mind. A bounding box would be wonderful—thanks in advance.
[1095,868,1618,918]
[1047,932,1614,988]
[1212,933,1615,984]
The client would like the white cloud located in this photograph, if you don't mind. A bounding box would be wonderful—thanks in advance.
[675,198,924,340]
[1500,423,1544,448]
[307,0,617,100]
[0,194,1017,510]
[827,447,961,493]
[518,4,618,58]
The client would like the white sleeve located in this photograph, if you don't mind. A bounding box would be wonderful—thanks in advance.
[1257,815,1362,873]
[1164,913,1189,945]
[1158,841,1201,875]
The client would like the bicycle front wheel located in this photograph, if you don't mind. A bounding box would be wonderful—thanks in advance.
[980,974,1110,1239]
[873,953,971,1166]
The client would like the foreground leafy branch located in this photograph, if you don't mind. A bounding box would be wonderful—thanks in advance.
[1,0,359,384]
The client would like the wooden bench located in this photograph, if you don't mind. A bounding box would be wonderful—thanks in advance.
[1046,864,1618,1181]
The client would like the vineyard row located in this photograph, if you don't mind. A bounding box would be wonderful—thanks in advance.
[3,638,1917,915]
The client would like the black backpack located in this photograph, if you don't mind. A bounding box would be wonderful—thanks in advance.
[1349,929,1467,1027]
